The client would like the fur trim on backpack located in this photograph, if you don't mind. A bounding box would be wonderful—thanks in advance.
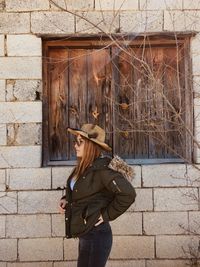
[108,155,135,181]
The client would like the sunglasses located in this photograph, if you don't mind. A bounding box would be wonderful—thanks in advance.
[73,139,85,147]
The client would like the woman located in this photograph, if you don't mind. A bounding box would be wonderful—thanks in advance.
[59,124,136,267]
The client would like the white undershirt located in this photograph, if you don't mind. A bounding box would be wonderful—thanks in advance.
[70,178,76,190]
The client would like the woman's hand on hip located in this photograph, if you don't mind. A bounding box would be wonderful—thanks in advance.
[95,214,104,226]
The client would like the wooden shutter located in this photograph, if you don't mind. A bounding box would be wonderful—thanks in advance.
[43,45,112,164]
[113,43,190,161]
[43,36,192,165]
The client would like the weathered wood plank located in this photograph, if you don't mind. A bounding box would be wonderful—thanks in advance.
[68,49,87,159]
[48,48,68,160]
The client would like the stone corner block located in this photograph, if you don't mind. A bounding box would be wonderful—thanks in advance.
[95,0,139,10]
[156,235,199,258]
[143,211,188,235]
[0,13,30,34]
[0,0,5,11]
[183,0,200,10]
[0,124,6,146]
[0,239,17,261]
[0,192,17,214]
[0,80,6,101]
[31,12,75,34]
[110,212,142,235]
[50,0,94,11]
[140,0,182,10]
[7,35,42,56]
[129,188,153,211]
[7,168,51,190]
[52,166,74,189]
[0,57,42,79]
[0,35,4,56]
[164,10,200,31]
[0,102,42,123]
[0,169,6,191]
[0,215,6,237]
[52,214,65,237]
[0,146,42,168]
[6,214,51,238]
[111,236,154,259]
[154,188,199,211]
[64,238,79,261]
[142,164,187,187]
[7,123,42,146]
[6,80,42,101]
[6,0,49,11]
[18,190,62,214]
[19,238,63,261]
[186,165,200,187]
[132,165,141,187]
[120,11,163,33]
[76,11,119,34]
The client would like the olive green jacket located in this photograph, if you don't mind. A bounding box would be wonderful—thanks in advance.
[62,156,136,238]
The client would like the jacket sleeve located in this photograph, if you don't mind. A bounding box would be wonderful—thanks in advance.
[100,169,136,222]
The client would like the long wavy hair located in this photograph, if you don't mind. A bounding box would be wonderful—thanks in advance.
[72,137,102,180]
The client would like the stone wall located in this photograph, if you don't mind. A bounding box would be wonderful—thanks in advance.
[0,0,200,266]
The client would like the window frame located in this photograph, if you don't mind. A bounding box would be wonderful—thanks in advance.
[42,33,194,166]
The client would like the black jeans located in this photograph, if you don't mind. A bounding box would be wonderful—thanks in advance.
[77,222,112,267]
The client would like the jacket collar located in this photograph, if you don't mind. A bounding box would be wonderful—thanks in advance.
[89,156,111,170]
[90,155,135,181]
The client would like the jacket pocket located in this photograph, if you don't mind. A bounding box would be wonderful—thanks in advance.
[81,206,88,225]
[108,179,122,193]
[82,204,100,224]
[112,179,121,192]
[83,205,95,219]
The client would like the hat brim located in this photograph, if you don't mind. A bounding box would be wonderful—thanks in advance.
[67,128,112,151]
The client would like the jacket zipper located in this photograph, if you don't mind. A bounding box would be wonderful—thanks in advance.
[66,180,72,238]
[112,180,121,192]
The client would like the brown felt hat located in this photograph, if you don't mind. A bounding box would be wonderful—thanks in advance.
[67,124,112,151]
